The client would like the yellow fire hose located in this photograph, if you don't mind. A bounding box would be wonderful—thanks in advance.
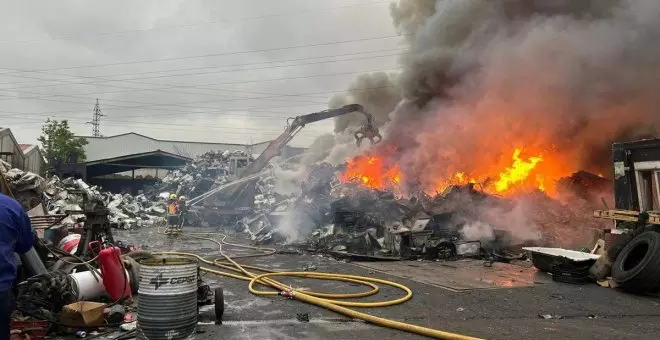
[153,231,483,340]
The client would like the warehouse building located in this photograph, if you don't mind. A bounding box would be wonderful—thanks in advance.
[75,132,306,194]
[0,127,45,174]
[20,144,44,175]
[0,127,25,170]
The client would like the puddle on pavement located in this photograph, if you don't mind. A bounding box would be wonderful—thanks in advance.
[353,259,551,291]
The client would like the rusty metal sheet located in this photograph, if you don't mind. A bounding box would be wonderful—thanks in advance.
[352,259,550,292]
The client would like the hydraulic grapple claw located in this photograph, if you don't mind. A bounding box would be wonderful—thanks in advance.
[355,125,382,147]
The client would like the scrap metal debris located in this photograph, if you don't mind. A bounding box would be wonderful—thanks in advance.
[158,150,252,198]
[224,160,614,265]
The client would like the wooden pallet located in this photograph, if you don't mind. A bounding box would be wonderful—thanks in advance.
[593,209,660,225]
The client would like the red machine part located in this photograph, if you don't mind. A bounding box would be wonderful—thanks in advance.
[58,234,81,254]
[98,246,132,301]
[10,320,49,340]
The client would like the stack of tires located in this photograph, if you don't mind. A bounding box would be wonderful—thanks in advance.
[608,228,660,293]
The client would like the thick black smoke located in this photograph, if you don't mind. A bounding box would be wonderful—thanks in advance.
[327,0,660,185]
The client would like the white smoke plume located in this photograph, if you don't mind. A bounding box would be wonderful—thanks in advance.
[459,221,495,243]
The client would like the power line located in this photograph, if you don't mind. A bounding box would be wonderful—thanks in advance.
[0,34,406,75]
[3,116,332,135]
[0,67,400,107]
[0,1,390,45]
[0,68,401,118]
[4,116,330,133]
[0,83,400,125]
[0,75,331,106]
[0,104,325,120]
[0,51,401,92]
[0,100,333,122]
[0,48,405,87]
[0,83,397,119]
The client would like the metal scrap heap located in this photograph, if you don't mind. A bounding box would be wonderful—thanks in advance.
[240,162,612,263]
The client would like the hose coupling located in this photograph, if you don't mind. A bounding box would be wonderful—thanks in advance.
[279,290,296,299]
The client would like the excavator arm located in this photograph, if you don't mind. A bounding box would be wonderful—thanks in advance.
[239,104,381,178]
[193,104,382,209]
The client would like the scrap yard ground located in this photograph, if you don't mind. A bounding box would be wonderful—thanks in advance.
[117,228,660,340]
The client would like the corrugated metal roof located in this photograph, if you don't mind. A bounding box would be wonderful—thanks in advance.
[0,127,23,155]
[81,132,272,163]
[21,144,41,156]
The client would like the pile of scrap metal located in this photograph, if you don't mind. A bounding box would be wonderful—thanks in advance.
[11,193,216,338]
[236,158,618,264]
[2,148,260,231]
[1,159,168,229]
[242,168,531,262]
[304,183,535,261]
[1,170,130,336]
[186,104,383,228]
[155,149,253,200]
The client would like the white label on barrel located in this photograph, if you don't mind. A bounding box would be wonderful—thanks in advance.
[165,330,179,339]
[148,272,197,290]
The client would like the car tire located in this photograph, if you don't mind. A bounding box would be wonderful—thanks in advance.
[214,288,224,325]
[611,231,660,293]
[607,226,647,262]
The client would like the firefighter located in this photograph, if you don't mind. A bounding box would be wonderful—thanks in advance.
[166,193,179,231]
[177,196,188,231]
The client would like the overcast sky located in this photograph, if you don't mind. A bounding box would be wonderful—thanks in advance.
[0,0,402,147]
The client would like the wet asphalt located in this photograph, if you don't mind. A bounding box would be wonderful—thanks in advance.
[114,227,660,340]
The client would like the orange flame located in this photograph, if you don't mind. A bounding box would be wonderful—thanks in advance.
[339,155,402,191]
[494,149,543,192]
[340,147,569,198]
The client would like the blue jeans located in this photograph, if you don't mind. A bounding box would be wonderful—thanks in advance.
[0,289,13,340]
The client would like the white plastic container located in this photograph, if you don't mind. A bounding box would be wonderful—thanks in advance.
[68,269,132,301]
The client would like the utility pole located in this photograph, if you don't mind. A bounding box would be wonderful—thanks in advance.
[90,98,104,137]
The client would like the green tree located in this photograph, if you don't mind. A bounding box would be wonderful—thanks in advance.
[37,119,88,164]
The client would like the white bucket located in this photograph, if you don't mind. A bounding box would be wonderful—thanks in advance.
[68,269,132,301]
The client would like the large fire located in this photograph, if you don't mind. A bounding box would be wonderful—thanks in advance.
[339,154,402,191]
[340,147,572,198]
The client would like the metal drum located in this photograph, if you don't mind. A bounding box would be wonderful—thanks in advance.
[137,257,199,340]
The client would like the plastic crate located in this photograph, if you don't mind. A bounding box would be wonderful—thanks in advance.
[10,320,49,340]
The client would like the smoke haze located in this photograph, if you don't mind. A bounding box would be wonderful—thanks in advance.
[282,0,660,246]
[323,0,660,192]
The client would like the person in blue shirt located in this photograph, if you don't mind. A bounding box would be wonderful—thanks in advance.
[0,193,34,339]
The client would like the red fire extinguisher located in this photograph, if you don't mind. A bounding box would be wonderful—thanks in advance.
[98,246,132,301]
